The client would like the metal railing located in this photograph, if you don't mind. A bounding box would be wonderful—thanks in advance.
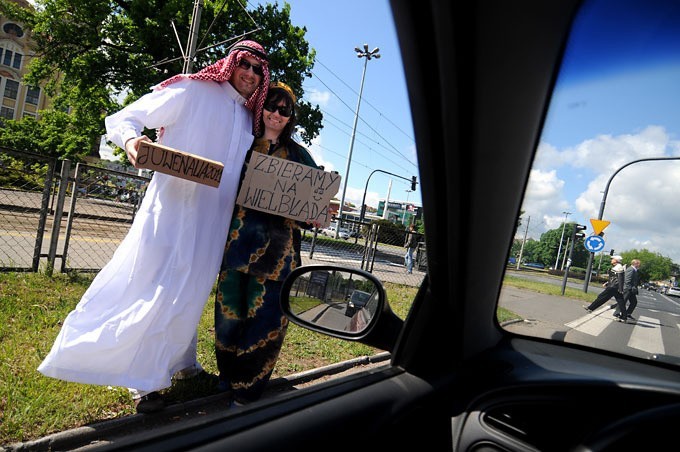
[0,149,425,287]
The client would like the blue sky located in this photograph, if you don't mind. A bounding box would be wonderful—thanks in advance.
[99,0,680,264]
[101,0,418,213]
[272,0,680,265]
[522,0,680,265]
[252,0,418,213]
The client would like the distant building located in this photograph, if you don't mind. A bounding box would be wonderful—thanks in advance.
[0,0,52,122]
[377,199,422,226]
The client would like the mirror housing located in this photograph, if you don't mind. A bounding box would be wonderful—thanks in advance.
[280,265,404,352]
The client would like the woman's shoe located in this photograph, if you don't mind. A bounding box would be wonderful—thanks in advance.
[134,392,165,414]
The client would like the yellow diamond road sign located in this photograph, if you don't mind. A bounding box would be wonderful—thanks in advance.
[590,219,611,235]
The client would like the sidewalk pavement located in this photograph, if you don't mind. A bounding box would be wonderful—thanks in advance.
[2,353,391,452]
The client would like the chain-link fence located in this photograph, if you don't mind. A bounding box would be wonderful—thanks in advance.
[0,148,56,271]
[0,149,149,273]
[0,149,425,286]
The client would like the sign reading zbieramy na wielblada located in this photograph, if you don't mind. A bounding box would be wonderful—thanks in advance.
[136,141,224,188]
[236,153,341,228]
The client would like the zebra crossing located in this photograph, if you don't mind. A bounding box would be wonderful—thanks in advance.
[567,303,675,356]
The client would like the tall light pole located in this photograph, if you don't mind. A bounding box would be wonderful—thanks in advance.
[336,44,380,238]
[554,211,571,270]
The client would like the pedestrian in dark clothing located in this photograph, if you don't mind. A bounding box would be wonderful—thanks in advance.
[404,224,418,274]
[615,259,641,322]
[584,255,625,315]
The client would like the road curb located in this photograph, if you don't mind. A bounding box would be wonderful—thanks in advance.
[2,352,392,451]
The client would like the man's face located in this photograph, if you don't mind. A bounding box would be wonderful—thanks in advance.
[230,55,263,98]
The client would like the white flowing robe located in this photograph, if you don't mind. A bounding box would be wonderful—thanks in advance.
[38,79,253,392]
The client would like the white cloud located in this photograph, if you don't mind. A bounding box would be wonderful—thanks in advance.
[303,135,335,172]
[523,126,680,262]
[306,88,331,107]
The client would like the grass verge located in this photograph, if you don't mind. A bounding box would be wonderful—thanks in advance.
[1,271,586,445]
[0,272,416,445]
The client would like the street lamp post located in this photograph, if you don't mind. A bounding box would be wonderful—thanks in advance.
[583,157,680,292]
[554,211,571,270]
[336,44,380,238]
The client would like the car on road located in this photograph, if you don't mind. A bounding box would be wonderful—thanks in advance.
[320,225,350,240]
[104,1,680,450]
[667,286,680,297]
[344,290,372,317]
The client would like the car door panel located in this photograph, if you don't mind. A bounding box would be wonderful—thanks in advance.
[76,0,680,450]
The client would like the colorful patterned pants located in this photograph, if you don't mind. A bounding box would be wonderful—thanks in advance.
[214,269,288,403]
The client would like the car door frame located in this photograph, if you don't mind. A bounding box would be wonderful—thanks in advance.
[96,1,680,450]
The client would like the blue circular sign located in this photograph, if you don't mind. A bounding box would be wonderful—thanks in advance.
[584,235,605,253]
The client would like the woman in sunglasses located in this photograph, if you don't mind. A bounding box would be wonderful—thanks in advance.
[214,81,321,406]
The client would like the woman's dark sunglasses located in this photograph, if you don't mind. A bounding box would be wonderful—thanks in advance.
[264,103,293,117]
[237,59,264,76]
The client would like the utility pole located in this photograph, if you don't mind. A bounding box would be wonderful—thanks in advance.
[183,0,204,74]
[561,237,570,270]
[382,179,392,220]
[554,211,571,270]
[402,189,412,225]
[516,216,530,271]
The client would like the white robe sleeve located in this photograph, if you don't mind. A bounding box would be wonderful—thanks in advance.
[105,81,191,149]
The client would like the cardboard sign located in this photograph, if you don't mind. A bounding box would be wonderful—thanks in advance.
[136,142,224,188]
[236,153,341,227]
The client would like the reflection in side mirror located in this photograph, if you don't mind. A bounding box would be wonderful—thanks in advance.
[286,268,381,336]
[281,265,404,351]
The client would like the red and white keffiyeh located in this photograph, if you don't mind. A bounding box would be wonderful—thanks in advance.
[156,40,270,135]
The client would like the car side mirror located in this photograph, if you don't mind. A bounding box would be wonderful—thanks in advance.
[280,265,404,352]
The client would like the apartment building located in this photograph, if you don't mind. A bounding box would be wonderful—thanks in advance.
[0,0,50,122]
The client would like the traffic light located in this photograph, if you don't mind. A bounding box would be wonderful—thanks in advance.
[572,223,587,241]
[410,176,417,191]
[610,249,615,256]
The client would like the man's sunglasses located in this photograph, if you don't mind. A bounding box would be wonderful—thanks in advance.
[237,59,264,76]
[264,103,293,117]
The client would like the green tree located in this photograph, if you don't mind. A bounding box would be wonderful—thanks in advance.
[0,0,321,161]
[518,238,540,264]
[532,223,588,269]
[620,249,674,283]
[509,238,522,261]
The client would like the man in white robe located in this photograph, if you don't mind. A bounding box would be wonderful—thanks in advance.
[38,40,270,413]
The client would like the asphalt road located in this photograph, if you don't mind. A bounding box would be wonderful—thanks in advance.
[500,284,680,362]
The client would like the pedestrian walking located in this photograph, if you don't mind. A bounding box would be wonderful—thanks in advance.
[404,224,418,274]
[584,255,626,318]
[615,259,641,322]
